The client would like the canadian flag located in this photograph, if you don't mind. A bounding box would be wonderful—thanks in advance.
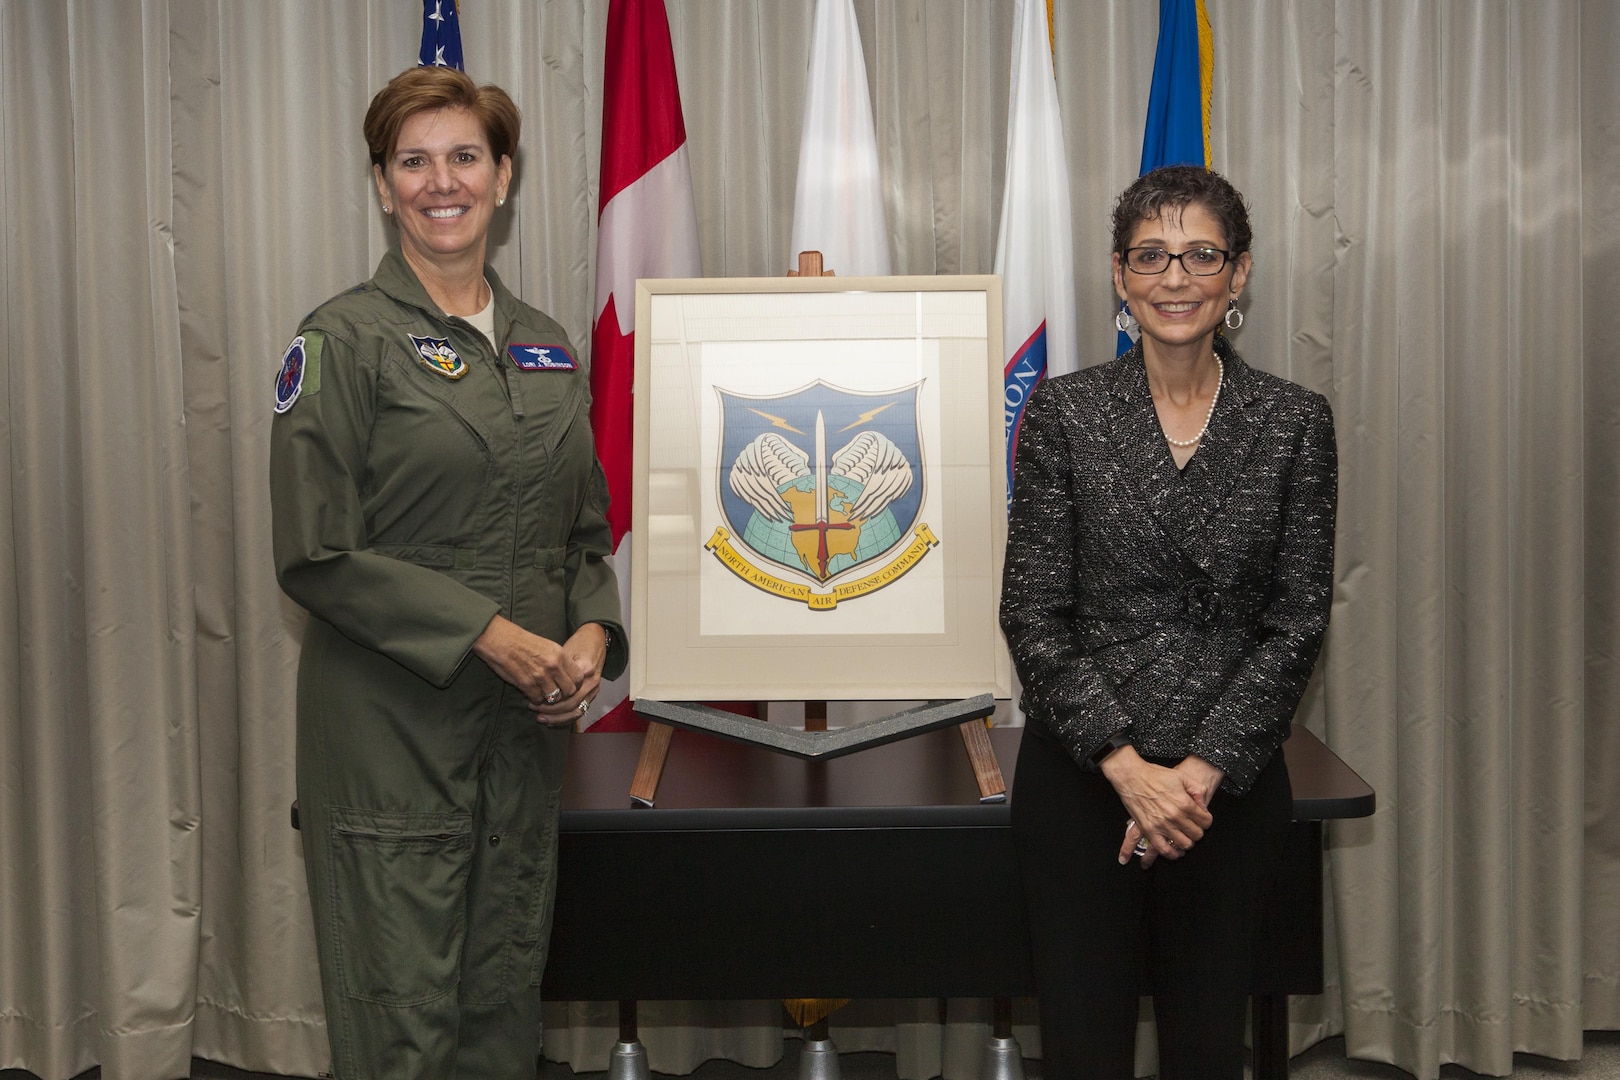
[587,0,700,730]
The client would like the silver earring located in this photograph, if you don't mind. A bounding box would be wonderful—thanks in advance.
[497,197,505,207]
[1224,299,1243,330]
[382,204,392,214]
[1116,304,1138,335]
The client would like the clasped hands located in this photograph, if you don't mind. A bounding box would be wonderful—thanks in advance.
[472,614,607,727]
[1100,746,1225,868]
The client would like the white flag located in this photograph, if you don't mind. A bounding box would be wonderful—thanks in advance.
[789,0,891,276]
[995,0,1078,501]
[996,0,1076,731]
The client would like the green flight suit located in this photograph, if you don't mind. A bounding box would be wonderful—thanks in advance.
[269,248,625,1079]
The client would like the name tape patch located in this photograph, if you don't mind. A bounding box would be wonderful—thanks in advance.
[508,344,577,372]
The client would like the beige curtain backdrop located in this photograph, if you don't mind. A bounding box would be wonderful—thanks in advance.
[1,3,1616,1080]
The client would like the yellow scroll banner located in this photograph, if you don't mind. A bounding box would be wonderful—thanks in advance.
[704,523,939,611]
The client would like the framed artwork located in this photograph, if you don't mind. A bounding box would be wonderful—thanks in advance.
[629,275,1011,702]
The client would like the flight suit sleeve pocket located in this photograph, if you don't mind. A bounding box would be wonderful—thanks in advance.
[328,806,473,1007]
[374,542,478,570]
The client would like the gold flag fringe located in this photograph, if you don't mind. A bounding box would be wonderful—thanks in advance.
[783,997,851,1028]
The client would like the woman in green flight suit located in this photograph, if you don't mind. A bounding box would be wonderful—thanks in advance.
[269,66,625,1079]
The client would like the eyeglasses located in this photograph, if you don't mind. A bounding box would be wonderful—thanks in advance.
[1123,247,1232,276]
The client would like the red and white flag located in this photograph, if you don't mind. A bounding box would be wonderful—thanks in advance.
[588,0,700,730]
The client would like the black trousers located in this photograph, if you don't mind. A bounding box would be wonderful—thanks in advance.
[1011,725,1292,1079]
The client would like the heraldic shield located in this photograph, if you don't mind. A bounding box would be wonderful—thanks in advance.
[711,379,935,607]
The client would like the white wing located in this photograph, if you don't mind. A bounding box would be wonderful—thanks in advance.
[831,430,913,522]
[729,432,809,523]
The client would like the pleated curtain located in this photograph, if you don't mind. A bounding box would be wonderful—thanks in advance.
[1,3,1617,1079]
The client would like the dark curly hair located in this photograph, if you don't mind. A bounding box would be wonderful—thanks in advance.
[1111,165,1252,258]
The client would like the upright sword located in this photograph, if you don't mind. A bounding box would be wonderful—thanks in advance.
[790,409,854,580]
[814,410,829,523]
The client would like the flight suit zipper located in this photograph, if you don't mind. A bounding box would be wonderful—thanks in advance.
[495,316,528,625]
[436,312,528,623]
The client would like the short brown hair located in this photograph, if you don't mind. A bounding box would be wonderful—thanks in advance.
[1111,165,1252,258]
[363,67,521,169]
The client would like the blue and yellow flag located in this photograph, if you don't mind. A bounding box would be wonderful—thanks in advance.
[1141,0,1212,174]
[1119,0,1213,354]
[418,0,464,71]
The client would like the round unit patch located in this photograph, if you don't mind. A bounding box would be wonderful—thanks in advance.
[274,336,307,413]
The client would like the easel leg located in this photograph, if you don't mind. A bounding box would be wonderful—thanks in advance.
[957,718,1008,802]
[628,722,674,807]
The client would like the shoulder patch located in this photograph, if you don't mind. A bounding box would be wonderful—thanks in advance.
[274,332,323,412]
[409,334,468,379]
[508,343,577,372]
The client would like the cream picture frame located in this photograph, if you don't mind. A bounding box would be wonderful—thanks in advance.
[629,275,1011,702]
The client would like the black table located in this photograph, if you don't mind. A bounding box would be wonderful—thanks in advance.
[542,722,1374,1078]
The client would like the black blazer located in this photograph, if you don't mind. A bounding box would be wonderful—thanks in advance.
[999,338,1337,795]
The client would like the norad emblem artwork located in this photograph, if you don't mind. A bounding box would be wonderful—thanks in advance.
[705,380,938,611]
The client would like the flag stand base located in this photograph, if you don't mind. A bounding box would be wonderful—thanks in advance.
[979,997,1026,1080]
[606,1000,650,1080]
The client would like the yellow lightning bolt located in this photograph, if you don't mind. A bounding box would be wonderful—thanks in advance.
[747,408,805,434]
[837,401,898,432]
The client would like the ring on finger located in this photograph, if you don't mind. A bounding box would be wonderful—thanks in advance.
[1132,837,1150,857]
[578,700,590,713]
[544,688,561,704]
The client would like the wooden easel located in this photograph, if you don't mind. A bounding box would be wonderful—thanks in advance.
[628,720,674,805]
[787,250,833,277]
[626,251,1006,808]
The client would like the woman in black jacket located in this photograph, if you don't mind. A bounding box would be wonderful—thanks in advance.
[1000,166,1337,1078]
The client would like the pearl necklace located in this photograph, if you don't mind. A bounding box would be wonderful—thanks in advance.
[1163,357,1223,448]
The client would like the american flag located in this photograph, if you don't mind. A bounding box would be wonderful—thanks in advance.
[418,0,463,71]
